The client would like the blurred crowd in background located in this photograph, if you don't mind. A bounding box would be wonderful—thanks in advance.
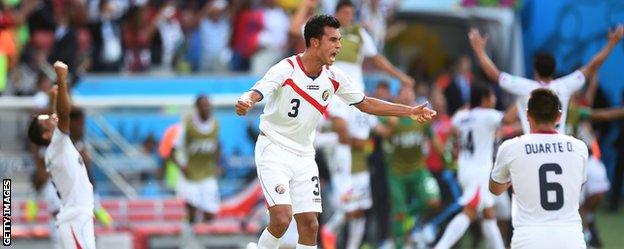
[0,0,410,95]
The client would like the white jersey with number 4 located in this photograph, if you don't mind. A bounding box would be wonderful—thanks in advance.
[499,70,585,134]
[251,55,365,156]
[491,133,587,229]
[452,108,503,179]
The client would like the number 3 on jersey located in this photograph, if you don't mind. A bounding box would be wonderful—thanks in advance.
[288,98,300,117]
[539,163,564,210]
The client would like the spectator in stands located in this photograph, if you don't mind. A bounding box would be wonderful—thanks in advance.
[436,55,473,116]
[249,0,290,75]
[172,95,222,223]
[152,1,184,71]
[48,1,85,83]
[87,0,124,72]
[229,0,261,71]
[0,0,38,94]
[121,4,159,72]
[198,0,231,72]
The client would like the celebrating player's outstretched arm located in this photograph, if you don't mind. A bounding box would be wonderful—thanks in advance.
[469,24,623,82]
[54,61,71,134]
[236,91,436,122]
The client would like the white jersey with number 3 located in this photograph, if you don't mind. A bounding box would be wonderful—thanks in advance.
[491,133,587,229]
[251,55,365,156]
[452,108,503,178]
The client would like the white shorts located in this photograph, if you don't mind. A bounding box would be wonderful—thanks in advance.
[56,208,95,249]
[512,226,585,249]
[581,157,610,202]
[255,135,322,214]
[176,177,220,214]
[494,193,511,220]
[325,144,353,204]
[345,171,372,212]
[458,174,494,211]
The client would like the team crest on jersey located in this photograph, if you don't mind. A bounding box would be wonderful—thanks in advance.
[322,89,330,101]
[275,184,286,194]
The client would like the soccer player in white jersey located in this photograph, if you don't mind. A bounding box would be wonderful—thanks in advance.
[469,25,623,134]
[490,88,588,249]
[235,15,436,249]
[27,61,95,249]
[435,84,511,249]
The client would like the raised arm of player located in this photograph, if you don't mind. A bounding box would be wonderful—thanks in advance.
[354,97,436,123]
[54,61,71,134]
[589,107,624,121]
[468,28,501,83]
[580,24,623,78]
[289,0,318,37]
[370,55,415,87]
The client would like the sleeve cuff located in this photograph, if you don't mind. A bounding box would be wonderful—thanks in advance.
[349,95,366,106]
[251,89,264,102]
[490,175,510,184]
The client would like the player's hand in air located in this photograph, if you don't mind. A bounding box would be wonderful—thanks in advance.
[53,61,68,81]
[468,28,488,52]
[235,96,254,116]
[608,24,624,44]
[409,102,437,123]
[398,75,416,88]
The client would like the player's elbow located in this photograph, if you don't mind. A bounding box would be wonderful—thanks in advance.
[488,179,505,196]
[354,97,372,113]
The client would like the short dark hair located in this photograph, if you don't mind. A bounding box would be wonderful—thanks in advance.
[528,88,561,124]
[335,0,354,12]
[533,53,556,78]
[304,14,341,48]
[195,94,208,107]
[470,83,493,108]
[28,116,50,146]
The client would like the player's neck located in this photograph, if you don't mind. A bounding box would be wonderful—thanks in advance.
[530,124,558,134]
[299,52,323,77]
[534,75,553,84]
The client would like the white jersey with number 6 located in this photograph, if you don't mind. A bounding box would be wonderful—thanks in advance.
[491,133,587,229]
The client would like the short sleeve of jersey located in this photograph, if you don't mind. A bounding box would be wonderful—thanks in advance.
[553,70,586,95]
[359,28,378,57]
[450,110,466,128]
[485,110,504,128]
[46,128,72,169]
[575,138,589,183]
[331,67,366,105]
[251,61,291,101]
[491,139,516,184]
[499,72,538,95]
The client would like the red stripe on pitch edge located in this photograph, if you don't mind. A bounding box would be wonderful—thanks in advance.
[282,79,327,114]
[71,227,83,249]
[329,78,340,92]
